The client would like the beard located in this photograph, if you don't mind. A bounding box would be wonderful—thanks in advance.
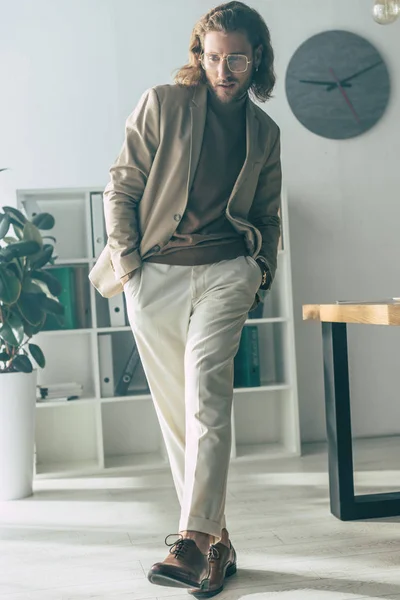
[207,74,252,105]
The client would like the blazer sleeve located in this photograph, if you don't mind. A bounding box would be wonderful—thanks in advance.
[103,88,160,280]
[248,126,282,287]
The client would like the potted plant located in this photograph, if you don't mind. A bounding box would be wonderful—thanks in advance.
[0,177,64,500]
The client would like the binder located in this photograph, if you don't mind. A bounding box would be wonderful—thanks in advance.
[90,192,106,258]
[114,342,141,396]
[108,295,126,327]
[234,326,261,388]
[98,334,114,397]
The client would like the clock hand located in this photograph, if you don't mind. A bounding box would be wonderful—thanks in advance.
[299,79,352,89]
[339,60,383,86]
[329,67,361,123]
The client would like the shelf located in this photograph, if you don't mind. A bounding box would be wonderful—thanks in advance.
[104,452,166,471]
[36,397,98,408]
[245,317,288,325]
[35,459,100,478]
[34,333,96,399]
[96,319,288,333]
[100,385,292,404]
[35,385,292,408]
[39,328,94,336]
[97,326,131,333]
[101,393,152,403]
[53,258,95,265]
[17,186,300,478]
[234,383,290,394]
[233,442,299,461]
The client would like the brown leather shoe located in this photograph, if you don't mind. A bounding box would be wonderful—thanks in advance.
[147,535,210,589]
[188,541,237,598]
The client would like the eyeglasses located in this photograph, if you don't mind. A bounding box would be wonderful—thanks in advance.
[201,53,252,74]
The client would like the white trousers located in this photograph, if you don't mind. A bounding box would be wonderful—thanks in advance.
[124,255,262,540]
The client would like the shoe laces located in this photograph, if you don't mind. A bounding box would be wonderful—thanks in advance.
[165,534,191,559]
[208,545,220,561]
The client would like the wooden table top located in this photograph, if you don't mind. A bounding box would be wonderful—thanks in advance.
[303,301,400,326]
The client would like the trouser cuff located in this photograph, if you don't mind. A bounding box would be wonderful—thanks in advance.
[179,515,223,542]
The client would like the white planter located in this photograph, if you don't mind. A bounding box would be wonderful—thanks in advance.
[0,369,37,501]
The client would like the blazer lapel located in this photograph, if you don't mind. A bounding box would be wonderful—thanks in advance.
[228,99,260,203]
[187,85,207,193]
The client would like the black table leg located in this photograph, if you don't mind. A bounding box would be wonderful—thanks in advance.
[322,322,355,519]
[322,321,400,520]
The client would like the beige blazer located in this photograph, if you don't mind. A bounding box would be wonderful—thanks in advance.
[89,83,281,307]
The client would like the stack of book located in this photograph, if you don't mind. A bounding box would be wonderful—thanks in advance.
[36,382,83,403]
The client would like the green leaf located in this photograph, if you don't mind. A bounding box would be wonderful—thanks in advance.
[0,351,10,361]
[29,244,54,269]
[42,295,64,316]
[42,235,56,243]
[6,259,23,281]
[6,312,24,346]
[28,343,45,368]
[0,240,41,262]
[0,267,21,304]
[11,224,24,240]
[23,314,46,337]
[0,168,9,173]
[2,206,27,226]
[30,269,63,296]
[0,316,22,347]
[17,292,46,325]
[0,313,24,347]
[0,322,15,345]
[0,214,10,239]
[12,354,33,373]
[24,222,44,267]
[23,221,43,247]
[32,213,55,230]
[22,279,44,294]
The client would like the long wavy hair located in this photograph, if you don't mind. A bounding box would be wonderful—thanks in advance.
[174,1,276,102]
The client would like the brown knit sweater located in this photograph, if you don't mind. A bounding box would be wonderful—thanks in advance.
[147,90,248,266]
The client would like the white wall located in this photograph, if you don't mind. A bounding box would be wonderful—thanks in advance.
[0,0,120,188]
[250,0,400,442]
[1,0,400,442]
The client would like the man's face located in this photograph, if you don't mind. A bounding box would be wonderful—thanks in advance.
[203,30,256,104]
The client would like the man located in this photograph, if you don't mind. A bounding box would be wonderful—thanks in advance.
[89,1,281,596]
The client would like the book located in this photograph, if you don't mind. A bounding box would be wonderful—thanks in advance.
[74,266,91,328]
[37,382,83,400]
[234,326,261,388]
[43,267,77,330]
[248,299,264,319]
[36,396,80,403]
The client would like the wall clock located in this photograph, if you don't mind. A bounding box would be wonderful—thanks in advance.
[285,30,391,140]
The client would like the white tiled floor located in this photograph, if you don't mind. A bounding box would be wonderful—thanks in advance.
[2,437,400,599]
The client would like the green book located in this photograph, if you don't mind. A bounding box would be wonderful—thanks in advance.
[234,326,261,388]
[43,267,77,330]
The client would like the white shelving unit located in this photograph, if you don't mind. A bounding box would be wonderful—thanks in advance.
[16,187,300,479]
